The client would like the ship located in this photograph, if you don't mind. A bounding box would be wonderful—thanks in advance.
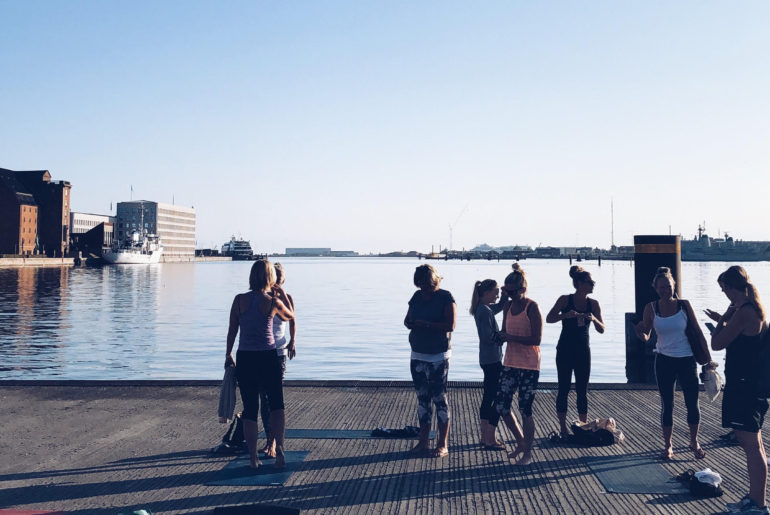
[221,237,254,260]
[681,225,770,262]
[103,231,163,264]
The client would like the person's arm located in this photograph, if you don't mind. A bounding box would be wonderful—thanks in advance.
[502,301,543,346]
[286,293,297,359]
[404,305,415,330]
[272,287,295,321]
[704,308,723,322]
[475,307,500,347]
[712,306,748,351]
[634,303,654,342]
[545,295,569,324]
[225,295,240,367]
[490,296,507,315]
[587,299,606,334]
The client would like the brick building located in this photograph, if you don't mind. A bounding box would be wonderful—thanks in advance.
[0,168,72,257]
[0,169,39,255]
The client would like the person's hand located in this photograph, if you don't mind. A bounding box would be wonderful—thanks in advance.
[287,340,296,360]
[565,310,579,319]
[704,309,721,322]
[583,313,596,323]
[225,352,235,368]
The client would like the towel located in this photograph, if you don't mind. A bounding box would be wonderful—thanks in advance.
[218,365,237,423]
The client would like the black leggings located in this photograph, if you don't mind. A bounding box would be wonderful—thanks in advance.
[236,350,285,422]
[480,362,502,426]
[555,345,591,415]
[655,353,700,427]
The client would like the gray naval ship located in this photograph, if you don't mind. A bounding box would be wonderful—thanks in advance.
[682,225,770,262]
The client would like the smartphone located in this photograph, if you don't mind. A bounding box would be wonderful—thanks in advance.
[705,322,716,334]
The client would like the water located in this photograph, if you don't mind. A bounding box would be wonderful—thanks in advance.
[1,258,768,381]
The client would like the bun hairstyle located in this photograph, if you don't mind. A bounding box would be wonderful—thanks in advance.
[569,265,594,289]
[718,265,766,320]
[414,264,441,290]
[470,279,498,315]
[651,266,675,290]
[504,263,527,295]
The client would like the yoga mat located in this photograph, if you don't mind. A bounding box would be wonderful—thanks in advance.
[583,455,689,494]
[258,428,436,439]
[208,450,309,486]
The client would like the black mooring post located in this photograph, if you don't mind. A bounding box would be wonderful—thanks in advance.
[625,235,682,383]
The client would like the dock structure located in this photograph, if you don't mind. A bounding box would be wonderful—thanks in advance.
[0,381,758,514]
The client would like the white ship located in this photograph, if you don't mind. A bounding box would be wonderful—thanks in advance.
[103,231,163,264]
[221,236,254,260]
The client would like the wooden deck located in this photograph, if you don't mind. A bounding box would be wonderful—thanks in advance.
[0,381,761,514]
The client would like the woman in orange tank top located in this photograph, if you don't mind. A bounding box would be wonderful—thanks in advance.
[495,263,543,466]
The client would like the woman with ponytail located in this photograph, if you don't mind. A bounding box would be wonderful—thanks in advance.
[470,279,505,449]
[635,267,714,460]
[495,263,543,465]
[710,266,768,513]
[546,266,605,438]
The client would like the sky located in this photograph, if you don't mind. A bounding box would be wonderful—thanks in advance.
[1,1,769,254]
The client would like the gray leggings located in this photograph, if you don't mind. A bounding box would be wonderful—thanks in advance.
[410,359,450,425]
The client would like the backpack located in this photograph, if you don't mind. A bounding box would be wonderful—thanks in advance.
[211,412,246,454]
[570,423,615,447]
[675,469,724,498]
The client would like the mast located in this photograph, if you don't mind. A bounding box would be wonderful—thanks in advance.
[610,198,615,248]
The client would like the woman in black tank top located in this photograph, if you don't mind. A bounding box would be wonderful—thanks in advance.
[546,266,605,437]
[710,266,768,512]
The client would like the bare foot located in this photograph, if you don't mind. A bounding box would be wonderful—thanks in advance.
[690,443,706,459]
[515,452,533,466]
[660,447,674,460]
[408,442,429,455]
[263,446,277,459]
[274,449,286,469]
[433,446,449,458]
[249,456,261,469]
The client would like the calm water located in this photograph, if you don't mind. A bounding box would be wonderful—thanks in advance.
[1,258,768,381]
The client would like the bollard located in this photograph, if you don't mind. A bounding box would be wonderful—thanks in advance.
[625,235,682,383]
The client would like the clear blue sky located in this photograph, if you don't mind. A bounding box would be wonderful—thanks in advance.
[2,1,768,253]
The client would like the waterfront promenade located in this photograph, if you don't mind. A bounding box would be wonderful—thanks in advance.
[0,381,758,514]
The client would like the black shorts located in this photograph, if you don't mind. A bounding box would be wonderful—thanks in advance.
[236,350,285,421]
[722,378,769,433]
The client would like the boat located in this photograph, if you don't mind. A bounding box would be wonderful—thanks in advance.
[221,237,254,260]
[103,231,163,264]
[681,225,770,262]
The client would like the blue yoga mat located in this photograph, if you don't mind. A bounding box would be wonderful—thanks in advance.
[259,428,436,439]
[208,450,310,486]
[583,455,689,494]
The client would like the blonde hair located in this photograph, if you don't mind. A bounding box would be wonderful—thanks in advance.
[569,265,594,289]
[470,279,497,315]
[651,266,675,293]
[504,263,527,294]
[414,264,441,290]
[718,265,766,320]
[249,259,276,292]
[274,262,285,284]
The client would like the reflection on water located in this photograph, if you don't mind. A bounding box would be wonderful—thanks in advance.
[0,259,767,381]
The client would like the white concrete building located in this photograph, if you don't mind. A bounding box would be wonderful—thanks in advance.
[70,212,116,234]
[116,201,196,258]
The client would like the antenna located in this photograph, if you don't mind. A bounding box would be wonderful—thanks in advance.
[449,203,470,251]
[610,198,615,248]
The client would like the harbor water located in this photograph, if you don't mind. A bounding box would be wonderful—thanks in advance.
[1,258,768,381]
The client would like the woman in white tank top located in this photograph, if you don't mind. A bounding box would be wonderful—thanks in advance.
[635,267,715,460]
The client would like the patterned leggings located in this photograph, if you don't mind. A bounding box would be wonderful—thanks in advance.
[496,366,539,418]
[410,359,450,425]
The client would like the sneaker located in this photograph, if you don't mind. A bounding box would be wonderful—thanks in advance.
[732,497,770,514]
[728,495,752,512]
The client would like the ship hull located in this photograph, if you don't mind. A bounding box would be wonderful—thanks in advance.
[103,250,162,264]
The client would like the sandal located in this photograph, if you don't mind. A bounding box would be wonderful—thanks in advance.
[690,444,706,459]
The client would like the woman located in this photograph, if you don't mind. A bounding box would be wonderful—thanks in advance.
[546,266,605,438]
[470,279,505,449]
[634,266,713,460]
[225,259,294,469]
[404,264,456,458]
[259,262,297,458]
[495,263,543,465]
[710,266,768,513]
